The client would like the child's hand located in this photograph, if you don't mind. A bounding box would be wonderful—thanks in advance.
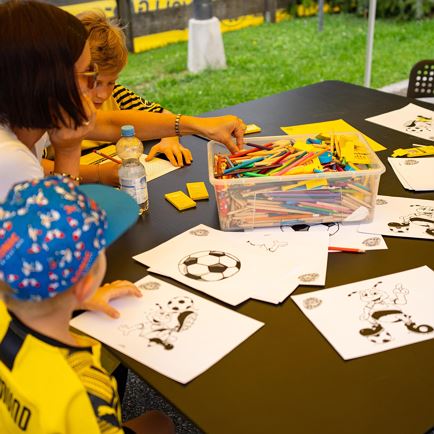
[80,280,142,318]
[145,137,193,167]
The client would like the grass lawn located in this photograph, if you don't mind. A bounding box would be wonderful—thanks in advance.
[120,13,434,115]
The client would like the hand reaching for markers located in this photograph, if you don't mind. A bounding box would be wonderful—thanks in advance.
[196,115,246,154]
[79,280,142,319]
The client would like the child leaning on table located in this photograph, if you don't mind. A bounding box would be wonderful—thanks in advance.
[77,9,192,168]
[0,176,174,434]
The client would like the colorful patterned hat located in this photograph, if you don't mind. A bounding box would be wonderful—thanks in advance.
[0,176,138,301]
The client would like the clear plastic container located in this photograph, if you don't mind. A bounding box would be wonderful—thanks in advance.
[208,133,386,230]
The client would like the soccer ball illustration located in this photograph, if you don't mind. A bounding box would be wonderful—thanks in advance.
[167,296,194,312]
[178,250,241,282]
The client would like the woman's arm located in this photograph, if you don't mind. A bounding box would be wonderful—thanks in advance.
[90,111,245,154]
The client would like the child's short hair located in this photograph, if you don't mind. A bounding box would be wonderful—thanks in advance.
[77,9,128,74]
[0,176,138,301]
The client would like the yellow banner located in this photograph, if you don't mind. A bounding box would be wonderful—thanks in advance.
[61,2,289,53]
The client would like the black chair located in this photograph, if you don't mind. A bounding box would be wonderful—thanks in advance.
[407,59,434,98]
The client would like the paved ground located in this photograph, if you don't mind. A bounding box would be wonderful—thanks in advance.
[378,79,408,96]
[122,371,203,434]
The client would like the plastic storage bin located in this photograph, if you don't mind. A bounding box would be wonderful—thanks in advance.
[208,133,386,230]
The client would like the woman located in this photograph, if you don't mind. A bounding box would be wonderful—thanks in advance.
[0,1,245,196]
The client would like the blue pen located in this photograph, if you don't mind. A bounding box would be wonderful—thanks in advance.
[223,156,265,174]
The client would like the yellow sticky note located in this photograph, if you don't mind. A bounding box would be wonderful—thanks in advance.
[280,119,386,152]
[245,124,262,134]
[186,182,209,200]
[165,191,196,211]
[293,141,314,152]
[304,179,329,189]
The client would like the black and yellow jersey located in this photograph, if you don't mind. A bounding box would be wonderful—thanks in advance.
[0,301,124,433]
[112,84,163,113]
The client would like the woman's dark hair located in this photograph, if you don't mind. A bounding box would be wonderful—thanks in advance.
[0,0,88,129]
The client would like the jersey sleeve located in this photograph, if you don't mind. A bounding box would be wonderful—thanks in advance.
[67,351,125,434]
[113,84,164,113]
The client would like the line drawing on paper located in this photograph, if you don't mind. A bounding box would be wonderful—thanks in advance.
[189,228,210,237]
[387,205,434,237]
[246,239,288,252]
[299,273,320,283]
[348,281,433,344]
[118,296,198,350]
[178,250,241,281]
[290,222,341,236]
[404,115,432,134]
[362,237,381,247]
[137,280,161,291]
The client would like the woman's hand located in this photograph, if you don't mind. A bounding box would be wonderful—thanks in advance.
[48,94,97,152]
[79,280,142,318]
[194,115,246,154]
[145,137,193,167]
[48,95,97,178]
[98,161,120,186]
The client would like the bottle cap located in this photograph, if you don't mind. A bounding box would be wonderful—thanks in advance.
[121,125,135,137]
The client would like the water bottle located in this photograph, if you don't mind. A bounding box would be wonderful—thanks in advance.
[116,125,149,214]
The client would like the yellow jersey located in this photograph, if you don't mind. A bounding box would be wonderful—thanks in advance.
[0,301,125,433]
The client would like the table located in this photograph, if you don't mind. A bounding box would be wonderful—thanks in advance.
[106,81,434,434]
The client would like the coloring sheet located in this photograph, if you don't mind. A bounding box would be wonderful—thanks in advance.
[70,276,264,384]
[358,195,434,240]
[366,103,434,141]
[292,266,434,360]
[134,224,329,305]
[249,222,387,252]
[139,154,179,182]
[388,157,434,191]
[80,144,179,181]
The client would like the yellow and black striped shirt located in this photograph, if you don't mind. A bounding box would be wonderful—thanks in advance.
[112,84,163,113]
[0,302,125,433]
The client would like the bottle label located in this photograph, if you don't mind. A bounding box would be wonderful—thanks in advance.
[120,175,148,204]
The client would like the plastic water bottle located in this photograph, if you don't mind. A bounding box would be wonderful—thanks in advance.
[116,125,149,214]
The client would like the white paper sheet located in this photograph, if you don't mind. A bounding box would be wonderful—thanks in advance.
[358,195,434,240]
[388,157,434,191]
[292,266,434,360]
[366,103,434,141]
[80,144,179,181]
[134,224,329,305]
[70,276,264,384]
[249,222,388,252]
[139,154,178,182]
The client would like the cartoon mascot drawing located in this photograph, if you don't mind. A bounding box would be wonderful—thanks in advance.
[388,205,434,237]
[119,296,197,350]
[348,281,433,343]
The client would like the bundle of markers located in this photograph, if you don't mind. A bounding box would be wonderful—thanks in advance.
[214,134,373,179]
[210,133,384,230]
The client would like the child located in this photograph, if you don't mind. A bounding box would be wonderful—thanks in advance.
[78,9,192,168]
[0,0,245,196]
[0,176,174,434]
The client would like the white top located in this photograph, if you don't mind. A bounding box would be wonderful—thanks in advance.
[0,124,48,202]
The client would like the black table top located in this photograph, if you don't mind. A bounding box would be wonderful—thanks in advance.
[106,81,434,434]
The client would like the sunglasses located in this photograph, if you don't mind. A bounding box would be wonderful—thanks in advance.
[77,62,99,90]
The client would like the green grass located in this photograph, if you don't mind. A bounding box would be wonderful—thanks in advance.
[120,13,434,115]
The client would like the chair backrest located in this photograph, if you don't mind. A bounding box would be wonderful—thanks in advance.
[407,59,434,98]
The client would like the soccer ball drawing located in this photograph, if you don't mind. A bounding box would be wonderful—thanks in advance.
[178,250,241,282]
